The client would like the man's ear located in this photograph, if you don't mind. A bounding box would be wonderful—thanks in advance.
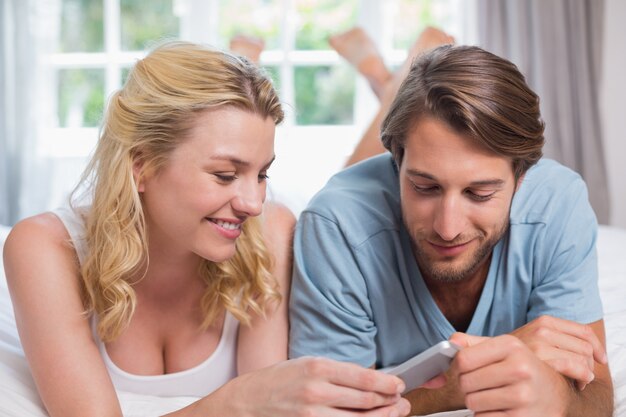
[133,158,145,192]
[515,173,526,192]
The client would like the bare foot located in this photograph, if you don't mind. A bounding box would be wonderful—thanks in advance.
[383,27,455,105]
[229,34,265,64]
[329,27,392,99]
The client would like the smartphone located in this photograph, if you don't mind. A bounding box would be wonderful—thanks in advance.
[383,341,461,393]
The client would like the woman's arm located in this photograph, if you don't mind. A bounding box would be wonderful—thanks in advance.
[5,211,410,417]
[237,202,295,373]
[4,213,123,417]
[168,356,410,417]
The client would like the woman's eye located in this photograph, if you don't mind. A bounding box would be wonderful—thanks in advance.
[215,173,237,182]
[258,173,269,182]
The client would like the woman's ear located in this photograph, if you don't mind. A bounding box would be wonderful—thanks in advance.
[133,158,145,192]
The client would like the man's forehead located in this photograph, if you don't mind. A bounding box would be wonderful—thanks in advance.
[402,117,514,177]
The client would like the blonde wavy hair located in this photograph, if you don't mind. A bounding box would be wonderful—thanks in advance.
[71,41,284,342]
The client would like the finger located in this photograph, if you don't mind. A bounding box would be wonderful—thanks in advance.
[464,382,531,413]
[304,358,404,395]
[358,398,411,417]
[535,317,606,364]
[525,325,595,368]
[457,351,536,394]
[545,354,594,386]
[528,330,595,372]
[474,412,507,417]
[319,384,402,410]
[449,332,490,349]
[454,335,521,374]
[314,398,411,417]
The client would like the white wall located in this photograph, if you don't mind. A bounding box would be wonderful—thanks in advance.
[601,0,626,228]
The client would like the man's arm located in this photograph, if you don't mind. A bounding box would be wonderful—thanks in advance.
[454,326,612,417]
[403,319,613,417]
[539,320,613,417]
[403,371,464,416]
[289,211,377,366]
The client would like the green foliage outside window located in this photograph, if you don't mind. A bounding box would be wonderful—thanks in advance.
[58,69,104,128]
[55,0,441,128]
[60,0,104,52]
[218,0,282,50]
[120,0,179,50]
[295,0,358,50]
[295,65,355,125]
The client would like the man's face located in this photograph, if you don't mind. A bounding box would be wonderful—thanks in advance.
[399,116,520,283]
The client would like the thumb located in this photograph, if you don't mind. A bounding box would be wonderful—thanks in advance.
[449,332,490,349]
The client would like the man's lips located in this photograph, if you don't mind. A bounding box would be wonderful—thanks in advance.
[428,240,472,257]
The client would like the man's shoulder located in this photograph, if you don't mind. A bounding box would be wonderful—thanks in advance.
[300,154,402,243]
[512,159,589,225]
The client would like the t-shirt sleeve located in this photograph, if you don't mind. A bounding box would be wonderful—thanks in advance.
[288,211,377,367]
[526,176,603,324]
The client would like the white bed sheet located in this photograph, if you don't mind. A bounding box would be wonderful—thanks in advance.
[1,224,625,417]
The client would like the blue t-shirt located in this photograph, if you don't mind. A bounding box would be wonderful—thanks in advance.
[289,154,602,369]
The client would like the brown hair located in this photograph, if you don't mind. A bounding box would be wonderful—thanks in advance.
[381,45,544,180]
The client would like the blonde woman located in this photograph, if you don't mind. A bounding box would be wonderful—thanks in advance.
[3,41,410,417]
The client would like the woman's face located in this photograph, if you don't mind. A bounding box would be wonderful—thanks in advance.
[138,107,276,263]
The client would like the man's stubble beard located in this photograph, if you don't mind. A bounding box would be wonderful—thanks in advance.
[407,217,510,283]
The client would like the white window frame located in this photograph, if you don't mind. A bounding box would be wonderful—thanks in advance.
[40,0,475,212]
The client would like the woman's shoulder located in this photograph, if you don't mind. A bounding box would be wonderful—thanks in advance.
[4,212,78,281]
[7,212,70,247]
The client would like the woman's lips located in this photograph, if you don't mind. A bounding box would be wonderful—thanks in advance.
[206,218,242,239]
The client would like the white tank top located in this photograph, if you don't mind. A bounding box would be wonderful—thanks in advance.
[53,207,239,397]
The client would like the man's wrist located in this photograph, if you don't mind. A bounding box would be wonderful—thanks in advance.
[405,372,465,415]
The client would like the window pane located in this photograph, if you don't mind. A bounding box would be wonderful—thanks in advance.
[60,0,104,52]
[295,0,358,50]
[294,65,355,125]
[121,66,132,86]
[392,0,457,50]
[121,0,179,51]
[219,0,282,50]
[58,69,105,128]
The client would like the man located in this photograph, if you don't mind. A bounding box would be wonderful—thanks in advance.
[289,45,613,416]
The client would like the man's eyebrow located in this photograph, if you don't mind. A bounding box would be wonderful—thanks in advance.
[210,154,276,169]
[468,179,506,187]
[406,169,436,181]
[406,169,506,187]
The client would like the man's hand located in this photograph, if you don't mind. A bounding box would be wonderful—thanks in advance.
[450,333,573,416]
[510,316,608,390]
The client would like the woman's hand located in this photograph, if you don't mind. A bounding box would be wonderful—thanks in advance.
[208,357,412,417]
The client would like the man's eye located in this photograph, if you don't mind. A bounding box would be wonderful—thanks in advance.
[466,190,495,202]
[412,184,439,194]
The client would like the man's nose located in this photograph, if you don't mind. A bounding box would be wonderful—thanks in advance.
[433,195,465,241]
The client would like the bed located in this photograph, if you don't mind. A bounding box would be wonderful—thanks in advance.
[1,224,625,417]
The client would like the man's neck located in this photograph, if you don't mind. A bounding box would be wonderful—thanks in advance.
[421,256,491,332]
